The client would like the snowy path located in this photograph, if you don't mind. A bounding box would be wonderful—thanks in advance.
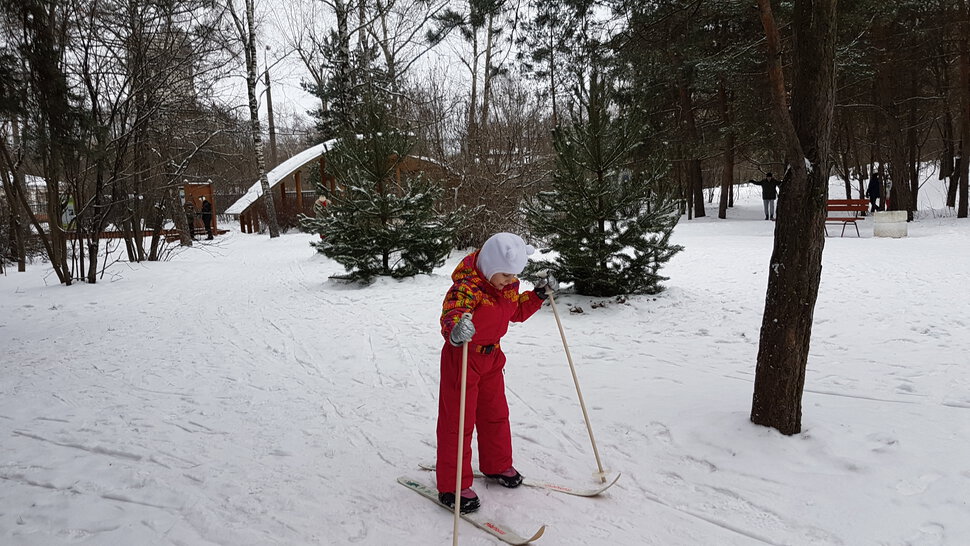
[2,203,969,545]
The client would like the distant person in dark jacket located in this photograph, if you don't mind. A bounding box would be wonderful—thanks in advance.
[866,172,882,212]
[200,197,214,240]
[749,172,781,221]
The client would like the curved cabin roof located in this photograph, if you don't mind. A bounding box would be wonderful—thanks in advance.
[225,138,338,216]
[224,138,446,216]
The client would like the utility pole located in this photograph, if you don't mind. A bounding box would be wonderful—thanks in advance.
[264,44,278,168]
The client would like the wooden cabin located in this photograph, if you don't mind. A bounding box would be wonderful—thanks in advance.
[225,139,448,233]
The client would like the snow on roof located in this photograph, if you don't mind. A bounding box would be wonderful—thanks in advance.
[223,140,447,216]
[25,174,46,187]
[411,155,442,167]
[3,173,47,188]
[225,138,338,216]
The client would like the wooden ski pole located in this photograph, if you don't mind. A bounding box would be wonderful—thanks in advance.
[453,312,472,546]
[547,292,607,482]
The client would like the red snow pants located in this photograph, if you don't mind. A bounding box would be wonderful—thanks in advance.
[435,342,513,493]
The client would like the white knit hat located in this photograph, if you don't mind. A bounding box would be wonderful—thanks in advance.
[476,233,535,280]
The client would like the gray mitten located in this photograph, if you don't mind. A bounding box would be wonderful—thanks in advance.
[534,271,560,300]
[449,315,476,346]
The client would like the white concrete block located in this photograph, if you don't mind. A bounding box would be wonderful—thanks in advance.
[873,211,908,237]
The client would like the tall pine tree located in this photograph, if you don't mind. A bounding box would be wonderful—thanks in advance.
[300,91,461,283]
[526,70,682,296]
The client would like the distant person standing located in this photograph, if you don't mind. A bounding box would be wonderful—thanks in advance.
[749,172,781,221]
[184,201,197,240]
[866,172,882,212]
[200,197,214,240]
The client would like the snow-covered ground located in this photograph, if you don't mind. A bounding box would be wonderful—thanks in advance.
[2,180,968,545]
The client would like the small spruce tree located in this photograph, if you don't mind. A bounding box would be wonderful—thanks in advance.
[300,95,461,282]
[525,71,683,296]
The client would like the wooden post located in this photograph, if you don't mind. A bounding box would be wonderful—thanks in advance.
[239,211,246,233]
[295,170,304,210]
[279,178,286,205]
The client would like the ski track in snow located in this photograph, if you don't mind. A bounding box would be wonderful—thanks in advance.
[2,190,970,544]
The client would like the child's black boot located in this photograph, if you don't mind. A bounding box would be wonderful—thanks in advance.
[438,488,480,513]
[484,467,524,488]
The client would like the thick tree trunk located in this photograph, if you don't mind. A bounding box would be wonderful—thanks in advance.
[931,34,957,208]
[943,111,958,208]
[907,76,920,210]
[688,159,705,217]
[958,4,970,218]
[147,195,166,262]
[676,152,691,219]
[835,119,852,199]
[673,52,705,218]
[872,23,913,220]
[888,126,911,217]
[846,115,866,198]
[0,173,26,273]
[751,0,838,436]
[47,172,71,283]
[84,197,102,284]
[10,117,27,271]
[83,150,112,283]
[717,136,732,219]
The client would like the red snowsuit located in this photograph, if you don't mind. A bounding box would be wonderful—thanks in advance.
[436,251,544,493]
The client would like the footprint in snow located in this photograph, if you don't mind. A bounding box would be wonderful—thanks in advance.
[904,522,945,546]
[895,473,941,496]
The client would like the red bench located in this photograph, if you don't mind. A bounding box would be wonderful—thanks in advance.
[825,199,869,237]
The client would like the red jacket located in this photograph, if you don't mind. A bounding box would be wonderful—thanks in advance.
[440,251,543,345]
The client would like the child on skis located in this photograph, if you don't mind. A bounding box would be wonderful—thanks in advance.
[436,232,558,513]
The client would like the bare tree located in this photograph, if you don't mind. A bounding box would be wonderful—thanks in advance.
[71,0,235,277]
[280,0,445,136]
[227,0,280,238]
[426,0,519,153]
[367,0,447,100]
[278,0,334,116]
